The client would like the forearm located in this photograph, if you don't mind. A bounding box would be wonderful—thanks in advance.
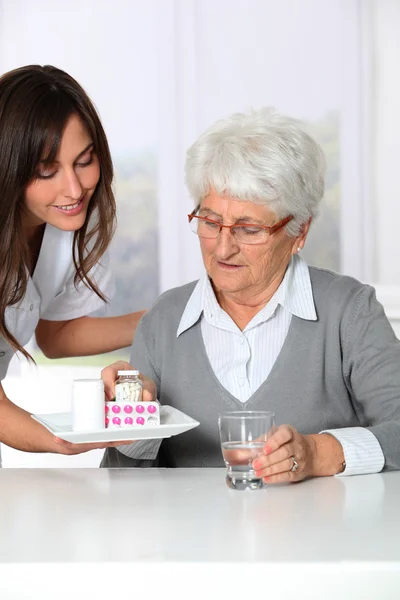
[0,387,136,457]
[0,393,60,454]
[307,433,345,477]
[38,311,146,358]
[321,427,385,476]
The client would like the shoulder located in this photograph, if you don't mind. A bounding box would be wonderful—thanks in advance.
[309,265,371,300]
[155,281,198,304]
[139,281,198,332]
[308,266,377,320]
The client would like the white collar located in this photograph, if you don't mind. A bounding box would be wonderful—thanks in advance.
[176,254,317,337]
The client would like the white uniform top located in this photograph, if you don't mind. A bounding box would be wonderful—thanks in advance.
[0,223,114,381]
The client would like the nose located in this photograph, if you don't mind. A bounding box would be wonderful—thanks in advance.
[213,226,239,259]
[62,168,83,201]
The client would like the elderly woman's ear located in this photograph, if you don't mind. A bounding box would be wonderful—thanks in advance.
[295,217,312,253]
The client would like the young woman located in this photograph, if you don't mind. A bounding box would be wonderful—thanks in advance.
[0,64,154,462]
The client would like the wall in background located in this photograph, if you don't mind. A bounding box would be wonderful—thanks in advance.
[1,0,399,466]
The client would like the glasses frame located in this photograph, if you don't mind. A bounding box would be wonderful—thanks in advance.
[187,208,294,244]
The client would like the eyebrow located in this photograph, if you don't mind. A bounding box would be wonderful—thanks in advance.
[40,142,94,165]
[198,207,266,225]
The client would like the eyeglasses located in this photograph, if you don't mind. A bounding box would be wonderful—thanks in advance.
[188,209,294,245]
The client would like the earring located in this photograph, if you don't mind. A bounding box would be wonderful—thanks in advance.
[297,247,301,253]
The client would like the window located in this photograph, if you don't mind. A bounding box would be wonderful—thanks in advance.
[156,0,364,290]
[0,0,368,466]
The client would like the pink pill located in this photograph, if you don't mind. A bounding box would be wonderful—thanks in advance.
[112,417,121,425]
[105,405,109,414]
[105,417,109,426]
[147,404,157,414]
[124,404,133,414]
[112,405,121,414]
[136,417,145,425]
[124,417,133,425]
[135,404,144,414]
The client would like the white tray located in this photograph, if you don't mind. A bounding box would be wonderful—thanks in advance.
[31,405,199,444]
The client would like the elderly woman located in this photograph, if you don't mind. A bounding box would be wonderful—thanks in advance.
[101,108,400,483]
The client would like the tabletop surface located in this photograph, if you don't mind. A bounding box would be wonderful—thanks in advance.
[1,467,399,564]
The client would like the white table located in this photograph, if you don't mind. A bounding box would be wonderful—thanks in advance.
[1,468,399,599]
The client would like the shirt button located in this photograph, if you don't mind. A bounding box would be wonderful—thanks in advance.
[29,304,34,311]
[0,351,5,357]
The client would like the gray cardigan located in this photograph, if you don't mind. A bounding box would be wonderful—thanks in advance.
[102,266,400,470]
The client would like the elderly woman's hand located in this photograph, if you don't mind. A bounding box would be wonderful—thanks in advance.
[252,425,345,484]
[51,361,158,455]
[101,360,157,402]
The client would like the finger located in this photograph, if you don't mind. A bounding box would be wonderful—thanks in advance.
[109,440,137,448]
[254,456,296,479]
[140,375,156,401]
[54,437,135,454]
[223,446,258,466]
[88,440,135,449]
[253,443,295,472]
[262,469,301,484]
[142,389,153,401]
[101,361,133,400]
[54,438,91,454]
[264,425,295,454]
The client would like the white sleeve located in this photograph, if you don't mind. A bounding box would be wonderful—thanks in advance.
[321,427,385,476]
[40,251,115,321]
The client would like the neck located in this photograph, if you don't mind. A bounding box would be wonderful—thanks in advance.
[214,269,286,330]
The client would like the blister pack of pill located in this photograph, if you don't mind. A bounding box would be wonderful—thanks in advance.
[105,401,160,428]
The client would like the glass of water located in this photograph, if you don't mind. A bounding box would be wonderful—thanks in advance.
[218,411,275,490]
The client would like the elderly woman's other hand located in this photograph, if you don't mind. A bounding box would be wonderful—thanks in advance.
[252,425,345,483]
[101,360,157,402]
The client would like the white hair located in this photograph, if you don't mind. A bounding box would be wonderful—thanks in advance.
[184,107,326,236]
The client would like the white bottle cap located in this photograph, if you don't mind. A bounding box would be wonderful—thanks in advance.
[117,370,139,376]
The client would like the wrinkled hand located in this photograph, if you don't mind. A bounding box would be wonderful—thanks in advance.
[100,360,157,401]
[252,425,317,484]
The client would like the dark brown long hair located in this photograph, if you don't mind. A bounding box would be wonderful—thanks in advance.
[0,65,116,360]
